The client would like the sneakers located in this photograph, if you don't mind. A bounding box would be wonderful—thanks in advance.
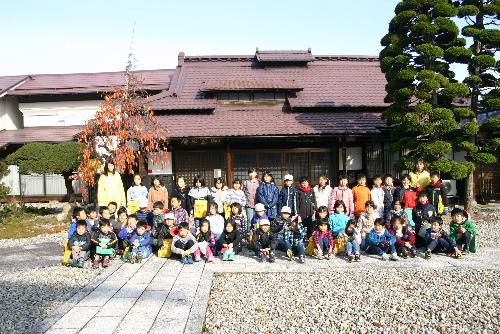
[389,253,399,261]
[207,255,215,263]
[455,252,463,259]
[348,254,354,263]
[227,252,235,261]
[129,253,136,264]
[194,253,202,262]
[260,253,267,263]
[381,253,390,261]
[286,249,296,262]
[222,252,230,261]
[354,253,361,262]
[401,250,409,259]
[92,258,100,269]
[181,256,189,264]
[409,248,417,258]
[297,255,305,264]
[324,254,331,260]
[268,252,276,263]
[425,249,432,259]
[136,253,143,263]
[77,260,85,268]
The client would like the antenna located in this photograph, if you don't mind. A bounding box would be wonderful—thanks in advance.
[125,20,136,91]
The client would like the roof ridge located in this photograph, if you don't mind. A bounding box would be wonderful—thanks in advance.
[0,68,175,79]
[183,55,379,62]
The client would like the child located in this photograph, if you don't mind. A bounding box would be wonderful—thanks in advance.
[86,206,98,227]
[371,175,385,218]
[385,199,410,228]
[278,174,298,215]
[313,175,332,209]
[129,221,153,263]
[172,176,190,212]
[283,219,307,263]
[253,218,277,262]
[329,174,354,217]
[243,168,261,233]
[188,175,212,227]
[68,220,91,268]
[382,174,399,219]
[296,176,317,239]
[312,206,329,229]
[365,218,399,261]
[328,200,349,238]
[107,201,118,221]
[399,174,418,227]
[424,217,461,259]
[312,218,335,260]
[337,219,361,262]
[127,174,148,214]
[256,171,279,221]
[273,206,294,250]
[352,174,372,218]
[425,172,449,216]
[211,177,228,217]
[250,203,269,231]
[135,198,153,228]
[228,202,247,238]
[450,208,477,254]
[357,201,380,246]
[152,212,176,257]
[217,221,241,261]
[91,219,117,269]
[171,222,198,264]
[206,202,225,240]
[67,207,92,238]
[388,217,416,258]
[412,192,436,241]
[115,207,129,254]
[171,195,189,225]
[118,214,138,252]
[226,178,247,210]
[151,201,165,232]
[194,219,216,262]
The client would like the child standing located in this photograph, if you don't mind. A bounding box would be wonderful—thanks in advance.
[217,221,241,261]
[382,174,399,219]
[171,222,198,264]
[170,195,189,225]
[226,178,247,209]
[366,218,399,261]
[129,221,153,263]
[371,175,385,218]
[283,219,307,263]
[68,220,91,268]
[243,168,260,236]
[253,218,278,262]
[256,171,279,221]
[189,175,213,227]
[450,208,477,254]
[352,174,372,218]
[399,174,418,227]
[425,172,449,216]
[91,219,117,269]
[357,201,380,247]
[296,176,317,238]
[206,202,225,240]
[313,175,332,209]
[172,176,190,212]
[312,219,335,260]
[329,175,354,217]
[387,217,417,258]
[127,175,148,214]
[278,174,298,215]
[211,177,229,217]
[328,200,349,238]
[194,219,216,262]
[337,220,361,262]
[424,217,461,259]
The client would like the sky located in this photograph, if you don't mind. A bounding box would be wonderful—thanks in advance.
[0,0,405,76]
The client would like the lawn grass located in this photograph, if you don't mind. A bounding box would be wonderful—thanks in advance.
[0,208,68,239]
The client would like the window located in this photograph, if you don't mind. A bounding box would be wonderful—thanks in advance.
[175,151,226,186]
[217,91,287,102]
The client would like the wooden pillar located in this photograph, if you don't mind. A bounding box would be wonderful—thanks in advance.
[342,137,347,175]
[226,143,233,184]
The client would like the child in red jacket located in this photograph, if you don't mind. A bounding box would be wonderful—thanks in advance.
[388,216,417,258]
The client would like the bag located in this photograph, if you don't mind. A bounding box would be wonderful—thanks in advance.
[418,222,432,238]
[157,239,173,258]
[96,238,114,255]
[127,200,139,214]
[224,202,231,219]
[62,239,72,265]
[194,199,208,219]
[305,237,315,256]
[334,236,347,254]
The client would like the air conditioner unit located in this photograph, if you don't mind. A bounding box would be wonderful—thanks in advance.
[442,180,457,196]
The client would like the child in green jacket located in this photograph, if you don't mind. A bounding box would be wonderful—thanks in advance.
[450,208,477,253]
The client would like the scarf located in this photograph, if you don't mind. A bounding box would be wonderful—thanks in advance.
[298,184,312,193]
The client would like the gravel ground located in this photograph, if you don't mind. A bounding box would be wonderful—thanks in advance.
[205,269,500,334]
[0,231,66,249]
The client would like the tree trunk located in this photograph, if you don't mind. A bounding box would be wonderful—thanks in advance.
[464,171,474,211]
[63,172,76,203]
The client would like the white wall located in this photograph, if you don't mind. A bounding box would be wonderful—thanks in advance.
[19,100,101,127]
[0,96,23,130]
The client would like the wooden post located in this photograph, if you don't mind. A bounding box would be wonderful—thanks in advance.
[226,143,233,184]
[342,137,347,175]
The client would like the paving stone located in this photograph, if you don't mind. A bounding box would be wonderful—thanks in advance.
[113,283,148,298]
[77,286,118,307]
[79,316,122,334]
[113,310,157,333]
[97,297,136,317]
[129,290,169,315]
[44,328,80,334]
[149,317,185,334]
[51,306,99,329]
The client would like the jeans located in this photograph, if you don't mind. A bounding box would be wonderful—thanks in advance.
[346,240,360,255]
[367,243,396,255]
[245,207,255,236]
[319,237,330,254]
[427,238,455,253]
[284,240,306,257]
[71,250,88,263]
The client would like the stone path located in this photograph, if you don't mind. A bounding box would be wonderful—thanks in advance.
[0,242,62,272]
[43,247,500,334]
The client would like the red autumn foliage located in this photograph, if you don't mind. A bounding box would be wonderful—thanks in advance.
[78,73,169,186]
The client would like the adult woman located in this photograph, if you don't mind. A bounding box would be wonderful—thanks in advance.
[97,161,126,208]
[409,159,431,193]
[148,176,169,210]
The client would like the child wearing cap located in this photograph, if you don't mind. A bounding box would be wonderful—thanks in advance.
[206,202,225,240]
[424,217,461,259]
[91,219,117,269]
[387,216,417,258]
[152,212,177,257]
[283,219,307,263]
[450,208,477,254]
[217,221,241,261]
[278,174,298,215]
[68,220,91,268]
[312,218,335,259]
[129,221,153,263]
[250,203,269,231]
[365,218,399,261]
[136,198,153,228]
[337,219,361,262]
[329,174,354,217]
[253,218,278,262]
[127,174,148,214]
[171,222,198,264]
[171,195,189,225]
[194,219,216,262]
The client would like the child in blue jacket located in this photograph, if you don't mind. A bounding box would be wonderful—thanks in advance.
[366,218,399,261]
[128,221,153,263]
[278,174,298,215]
[256,171,279,220]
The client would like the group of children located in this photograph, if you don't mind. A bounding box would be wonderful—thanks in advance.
[65,169,478,268]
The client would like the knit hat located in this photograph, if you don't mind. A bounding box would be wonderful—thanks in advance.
[164,212,175,221]
[139,198,149,208]
[260,218,270,226]
[255,203,265,212]
[281,206,292,214]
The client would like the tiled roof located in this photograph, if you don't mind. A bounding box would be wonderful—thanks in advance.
[2,69,173,96]
[156,105,385,138]
[0,126,82,148]
[255,49,315,62]
[0,75,30,95]
[200,79,302,91]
